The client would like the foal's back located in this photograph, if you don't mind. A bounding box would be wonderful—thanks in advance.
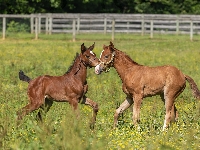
[126,65,186,97]
[27,74,84,102]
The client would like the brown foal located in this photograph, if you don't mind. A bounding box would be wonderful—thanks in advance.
[95,41,200,130]
[18,43,100,128]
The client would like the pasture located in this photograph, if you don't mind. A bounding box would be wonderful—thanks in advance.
[0,33,200,149]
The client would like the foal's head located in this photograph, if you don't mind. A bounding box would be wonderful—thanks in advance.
[95,41,115,74]
[80,43,100,68]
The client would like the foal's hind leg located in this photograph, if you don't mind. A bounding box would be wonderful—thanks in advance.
[163,96,177,131]
[114,96,133,128]
[81,95,99,129]
[171,103,178,122]
[160,93,178,124]
[37,98,53,122]
[162,86,185,130]
[17,98,44,121]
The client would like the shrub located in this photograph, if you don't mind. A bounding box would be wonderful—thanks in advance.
[7,21,30,33]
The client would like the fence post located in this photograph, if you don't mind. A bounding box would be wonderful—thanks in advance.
[176,15,179,35]
[104,16,107,34]
[30,14,34,34]
[49,14,52,35]
[35,17,38,40]
[2,17,6,39]
[190,20,193,41]
[127,22,129,34]
[38,13,41,34]
[111,19,115,41]
[72,19,76,42]
[141,14,144,36]
[150,20,153,38]
[45,16,48,34]
[77,15,80,33]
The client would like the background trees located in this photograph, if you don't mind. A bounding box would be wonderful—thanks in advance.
[0,0,200,14]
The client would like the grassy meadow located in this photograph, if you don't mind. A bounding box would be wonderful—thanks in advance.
[0,33,200,149]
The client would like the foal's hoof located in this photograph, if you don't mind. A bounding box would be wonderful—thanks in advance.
[89,123,95,130]
[129,124,134,129]
[16,119,23,128]
[94,104,99,113]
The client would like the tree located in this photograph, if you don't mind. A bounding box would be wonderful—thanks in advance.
[0,0,200,14]
[0,0,61,14]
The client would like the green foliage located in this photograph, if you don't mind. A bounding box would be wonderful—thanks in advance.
[1,0,200,14]
[7,21,30,33]
[0,0,61,14]
[0,34,200,149]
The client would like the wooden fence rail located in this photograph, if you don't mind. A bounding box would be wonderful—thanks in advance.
[1,13,200,41]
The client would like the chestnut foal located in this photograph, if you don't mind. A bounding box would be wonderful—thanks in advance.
[95,41,200,130]
[18,43,100,128]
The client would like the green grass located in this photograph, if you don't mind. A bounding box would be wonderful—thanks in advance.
[0,33,200,149]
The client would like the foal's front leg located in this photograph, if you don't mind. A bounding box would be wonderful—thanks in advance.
[81,95,99,129]
[69,98,80,117]
[114,96,133,128]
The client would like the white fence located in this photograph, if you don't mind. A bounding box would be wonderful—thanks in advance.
[1,13,200,41]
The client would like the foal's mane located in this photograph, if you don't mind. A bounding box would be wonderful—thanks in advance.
[115,49,141,66]
[65,53,80,74]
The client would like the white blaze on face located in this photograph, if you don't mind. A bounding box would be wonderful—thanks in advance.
[90,51,95,55]
[100,50,104,59]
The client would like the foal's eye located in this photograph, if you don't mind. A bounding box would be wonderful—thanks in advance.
[86,55,90,59]
[105,55,109,59]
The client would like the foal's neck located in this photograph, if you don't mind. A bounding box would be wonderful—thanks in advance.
[67,56,87,83]
[113,49,141,80]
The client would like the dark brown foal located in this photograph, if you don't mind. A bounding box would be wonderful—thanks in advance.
[18,43,100,129]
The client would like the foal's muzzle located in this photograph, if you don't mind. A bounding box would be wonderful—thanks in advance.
[95,64,103,75]
[95,61,111,74]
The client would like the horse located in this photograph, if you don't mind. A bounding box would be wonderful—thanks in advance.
[95,41,200,130]
[17,43,100,129]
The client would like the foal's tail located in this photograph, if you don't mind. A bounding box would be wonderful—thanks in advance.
[185,75,200,99]
[19,70,31,83]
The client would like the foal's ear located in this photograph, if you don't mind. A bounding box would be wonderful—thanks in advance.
[109,41,114,48]
[109,41,115,52]
[81,43,86,53]
[88,42,95,51]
